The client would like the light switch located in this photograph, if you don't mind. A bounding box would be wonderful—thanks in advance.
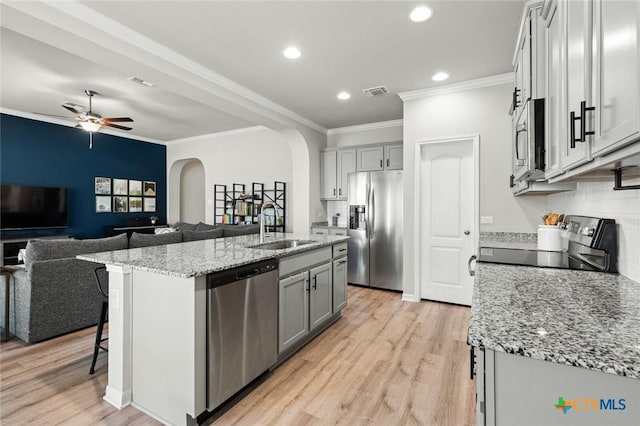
[481,216,494,224]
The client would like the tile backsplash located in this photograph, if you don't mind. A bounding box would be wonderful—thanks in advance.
[326,200,349,227]
[547,178,640,282]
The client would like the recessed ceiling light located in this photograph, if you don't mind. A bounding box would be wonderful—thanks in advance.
[410,6,433,23]
[283,46,301,59]
[337,91,351,100]
[432,72,449,81]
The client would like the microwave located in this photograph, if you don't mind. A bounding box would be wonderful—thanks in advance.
[513,98,545,181]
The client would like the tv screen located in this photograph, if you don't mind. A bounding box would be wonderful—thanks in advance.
[1,185,68,230]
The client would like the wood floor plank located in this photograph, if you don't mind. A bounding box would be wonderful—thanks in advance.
[0,285,475,425]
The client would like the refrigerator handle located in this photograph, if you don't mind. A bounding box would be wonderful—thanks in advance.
[365,182,370,238]
[369,185,375,238]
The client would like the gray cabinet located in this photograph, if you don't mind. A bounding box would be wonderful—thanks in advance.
[357,146,384,171]
[309,263,332,331]
[337,149,356,199]
[321,151,337,199]
[278,271,309,353]
[332,257,347,313]
[544,0,565,179]
[384,144,403,170]
[329,228,347,236]
[310,226,329,236]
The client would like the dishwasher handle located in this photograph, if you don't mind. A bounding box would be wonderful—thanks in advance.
[236,269,260,280]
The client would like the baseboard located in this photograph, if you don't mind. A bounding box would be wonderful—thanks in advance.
[401,293,420,302]
[104,386,132,409]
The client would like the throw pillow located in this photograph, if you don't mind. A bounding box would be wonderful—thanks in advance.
[129,231,183,248]
[173,221,198,231]
[182,228,224,242]
[155,227,177,235]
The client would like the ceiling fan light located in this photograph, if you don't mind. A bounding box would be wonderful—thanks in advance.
[79,121,102,132]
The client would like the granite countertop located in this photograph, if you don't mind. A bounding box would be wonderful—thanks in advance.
[78,233,349,278]
[469,262,640,379]
[479,231,538,250]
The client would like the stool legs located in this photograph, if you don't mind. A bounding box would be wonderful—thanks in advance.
[89,299,108,374]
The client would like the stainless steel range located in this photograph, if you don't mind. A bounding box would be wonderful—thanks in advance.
[478,215,618,273]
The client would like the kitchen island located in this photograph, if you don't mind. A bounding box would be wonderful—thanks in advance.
[78,233,349,426]
[469,260,640,425]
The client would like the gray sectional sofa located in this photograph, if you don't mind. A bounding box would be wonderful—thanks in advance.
[4,222,259,343]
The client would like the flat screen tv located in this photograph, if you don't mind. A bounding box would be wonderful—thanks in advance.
[1,184,68,230]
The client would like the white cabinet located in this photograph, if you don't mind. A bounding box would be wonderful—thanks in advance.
[309,263,332,331]
[384,144,403,170]
[321,151,337,199]
[278,271,309,353]
[337,149,356,199]
[591,0,640,156]
[310,226,328,236]
[544,0,565,179]
[545,0,640,176]
[321,149,356,200]
[357,146,384,171]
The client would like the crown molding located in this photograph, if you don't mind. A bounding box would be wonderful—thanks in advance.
[327,119,403,136]
[5,1,328,136]
[0,108,165,145]
[397,73,514,101]
[166,126,269,145]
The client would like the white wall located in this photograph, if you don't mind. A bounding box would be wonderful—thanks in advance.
[402,83,547,299]
[547,178,640,282]
[167,127,294,230]
[179,160,205,223]
[327,122,403,148]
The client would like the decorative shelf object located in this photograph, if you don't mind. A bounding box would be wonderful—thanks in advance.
[214,181,286,231]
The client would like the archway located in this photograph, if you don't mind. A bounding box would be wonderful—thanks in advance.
[168,158,205,224]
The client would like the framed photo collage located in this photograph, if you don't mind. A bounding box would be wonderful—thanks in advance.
[95,177,156,213]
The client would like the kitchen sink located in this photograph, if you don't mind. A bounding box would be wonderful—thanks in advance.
[249,239,316,250]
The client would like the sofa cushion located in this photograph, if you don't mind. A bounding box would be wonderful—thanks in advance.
[182,228,224,242]
[195,222,219,232]
[129,231,183,248]
[173,221,198,231]
[25,233,128,263]
[222,224,260,237]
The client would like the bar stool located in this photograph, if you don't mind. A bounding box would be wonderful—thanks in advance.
[1,267,12,342]
[89,266,108,374]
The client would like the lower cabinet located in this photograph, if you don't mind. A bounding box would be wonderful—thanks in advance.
[278,271,309,353]
[332,257,347,313]
[309,263,332,331]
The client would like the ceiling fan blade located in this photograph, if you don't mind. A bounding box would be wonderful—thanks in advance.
[62,104,81,115]
[32,112,76,120]
[103,122,132,131]
[102,117,133,123]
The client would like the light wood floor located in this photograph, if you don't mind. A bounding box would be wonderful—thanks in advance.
[0,285,475,425]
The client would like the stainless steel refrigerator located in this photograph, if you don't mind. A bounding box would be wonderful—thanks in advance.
[347,171,403,291]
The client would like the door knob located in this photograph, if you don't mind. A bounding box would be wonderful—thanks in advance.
[464,230,470,235]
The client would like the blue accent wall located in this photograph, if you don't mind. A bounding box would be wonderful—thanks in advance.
[1,113,166,239]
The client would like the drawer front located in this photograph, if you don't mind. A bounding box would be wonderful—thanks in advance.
[332,242,348,258]
[329,228,347,236]
[279,247,332,278]
[311,227,329,236]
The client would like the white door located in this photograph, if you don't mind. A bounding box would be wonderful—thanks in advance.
[419,138,477,306]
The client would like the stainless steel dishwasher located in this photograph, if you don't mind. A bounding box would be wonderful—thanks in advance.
[206,258,278,410]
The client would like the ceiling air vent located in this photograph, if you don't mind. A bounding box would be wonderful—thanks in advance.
[362,86,389,97]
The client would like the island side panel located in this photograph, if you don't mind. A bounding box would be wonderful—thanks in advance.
[130,270,207,426]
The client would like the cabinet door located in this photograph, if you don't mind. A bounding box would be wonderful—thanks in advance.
[563,0,592,170]
[357,146,384,171]
[332,258,347,313]
[278,271,309,353]
[309,263,332,331]
[545,0,565,179]
[321,151,337,199]
[591,0,640,156]
[337,149,356,199]
[384,144,403,170]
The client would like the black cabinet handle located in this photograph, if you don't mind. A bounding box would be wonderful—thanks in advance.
[512,88,520,110]
[386,158,390,167]
[339,188,342,196]
[333,188,336,196]
[470,346,476,380]
[580,100,595,141]
[379,159,383,168]
[312,276,317,290]
[570,111,579,149]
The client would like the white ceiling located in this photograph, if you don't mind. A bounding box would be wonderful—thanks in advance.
[0,1,524,142]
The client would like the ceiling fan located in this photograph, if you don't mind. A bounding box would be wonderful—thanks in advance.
[40,90,134,149]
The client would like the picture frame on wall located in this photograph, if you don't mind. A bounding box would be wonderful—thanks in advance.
[129,197,143,212]
[113,178,128,195]
[95,177,111,195]
[143,197,156,212]
[129,180,142,196]
[95,196,111,213]
[143,181,156,197]
[113,196,128,213]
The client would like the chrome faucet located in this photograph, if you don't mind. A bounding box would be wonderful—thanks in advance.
[259,202,280,243]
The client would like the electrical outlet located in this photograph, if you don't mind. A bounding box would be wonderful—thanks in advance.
[481,216,494,224]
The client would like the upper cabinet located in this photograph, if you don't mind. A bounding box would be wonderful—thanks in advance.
[322,143,402,200]
[542,0,640,179]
